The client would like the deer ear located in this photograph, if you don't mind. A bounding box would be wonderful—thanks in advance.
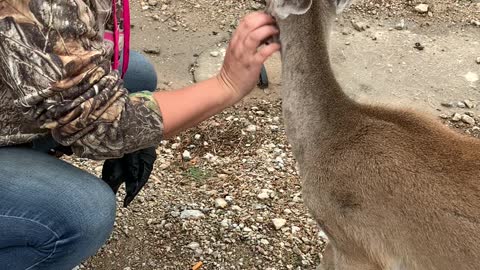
[335,0,353,14]
[269,0,313,19]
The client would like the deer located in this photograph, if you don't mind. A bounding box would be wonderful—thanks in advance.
[265,0,480,269]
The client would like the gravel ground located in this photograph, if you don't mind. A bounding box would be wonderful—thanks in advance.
[63,0,480,269]
[74,101,326,270]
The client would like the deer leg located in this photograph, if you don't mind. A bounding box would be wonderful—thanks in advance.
[318,243,381,270]
[317,243,335,270]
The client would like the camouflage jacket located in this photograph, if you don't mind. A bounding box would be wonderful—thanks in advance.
[0,0,164,159]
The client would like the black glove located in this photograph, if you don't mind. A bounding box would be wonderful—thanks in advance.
[102,147,157,207]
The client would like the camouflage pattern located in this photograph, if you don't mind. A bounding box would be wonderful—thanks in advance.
[0,0,164,159]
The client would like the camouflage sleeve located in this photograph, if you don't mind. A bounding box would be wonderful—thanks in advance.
[0,0,163,159]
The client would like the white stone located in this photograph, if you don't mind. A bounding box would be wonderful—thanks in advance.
[187,242,200,250]
[210,51,220,57]
[215,198,228,209]
[182,150,191,161]
[246,124,257,132]
[461,115,475,125]
[220,219,230,228]
[180,210,204,219]
[451,113,462,122]
[291,226,301,234]
[318,230,328,240]
[257,192,270,200]
[270,125,279,131]
[243,227,253,232]
[272,218,287,230]
[415,4,429,13]
[464,100,476,109]
[465,72,479,83]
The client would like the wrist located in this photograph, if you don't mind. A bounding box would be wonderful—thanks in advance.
[214,73,241,107]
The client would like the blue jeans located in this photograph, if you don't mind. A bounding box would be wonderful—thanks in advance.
[0,51,157,269]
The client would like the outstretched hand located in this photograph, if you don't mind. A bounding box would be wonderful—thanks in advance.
[218,12,280,104]
[152,12,280,138]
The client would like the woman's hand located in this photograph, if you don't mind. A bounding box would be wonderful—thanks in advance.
[154,12,280,138]
[218,12,281,104]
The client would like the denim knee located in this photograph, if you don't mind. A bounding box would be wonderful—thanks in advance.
[0,147,117,269]
[120,50,158,92]
[61,182,116,257]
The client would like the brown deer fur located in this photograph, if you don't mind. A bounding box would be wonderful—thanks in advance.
[271,0,480,269]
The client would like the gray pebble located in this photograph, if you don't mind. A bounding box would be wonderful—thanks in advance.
[180,210,205,219]
[461,115,475,125]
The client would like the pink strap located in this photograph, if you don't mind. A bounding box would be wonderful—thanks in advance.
[112,0,119,71]
[122,0,130,78]
[111,0,130,78]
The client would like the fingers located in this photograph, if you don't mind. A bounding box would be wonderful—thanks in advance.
[254,43,281,64]
[244,25,279,52]
[234,12,276,45]
[239,12,276,33]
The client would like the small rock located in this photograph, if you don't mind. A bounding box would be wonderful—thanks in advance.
[351,20,367,32]
[246,124,257,132]
[194,134,201,140]
[439,114,449,119]
[318,230,328,240]
[414,42,424,51]
[220,219,230,228]
[243,227,253,232]
[440,101,454,108]
[476,57,480,65]
[414,4,429,13]
[170,211,180,217]
[257,192,270,200]
[291,226,301,234]
[187,242,200,250]
[394,19,406,30]
[451,113,462,122]
[461,115,475,125]
[465,72,479,83]
[180,210,204,219]
[215,198,228,209]
[292,196,303,203]
[464,100,476,109]
[210,51,220,57]
[182,150,191,161]
[457,101,466,108]
[272,218,287,230]
[143,48,161,55]
[472,20,480,27]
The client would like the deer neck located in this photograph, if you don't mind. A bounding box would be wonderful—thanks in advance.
[277,4,354,163]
